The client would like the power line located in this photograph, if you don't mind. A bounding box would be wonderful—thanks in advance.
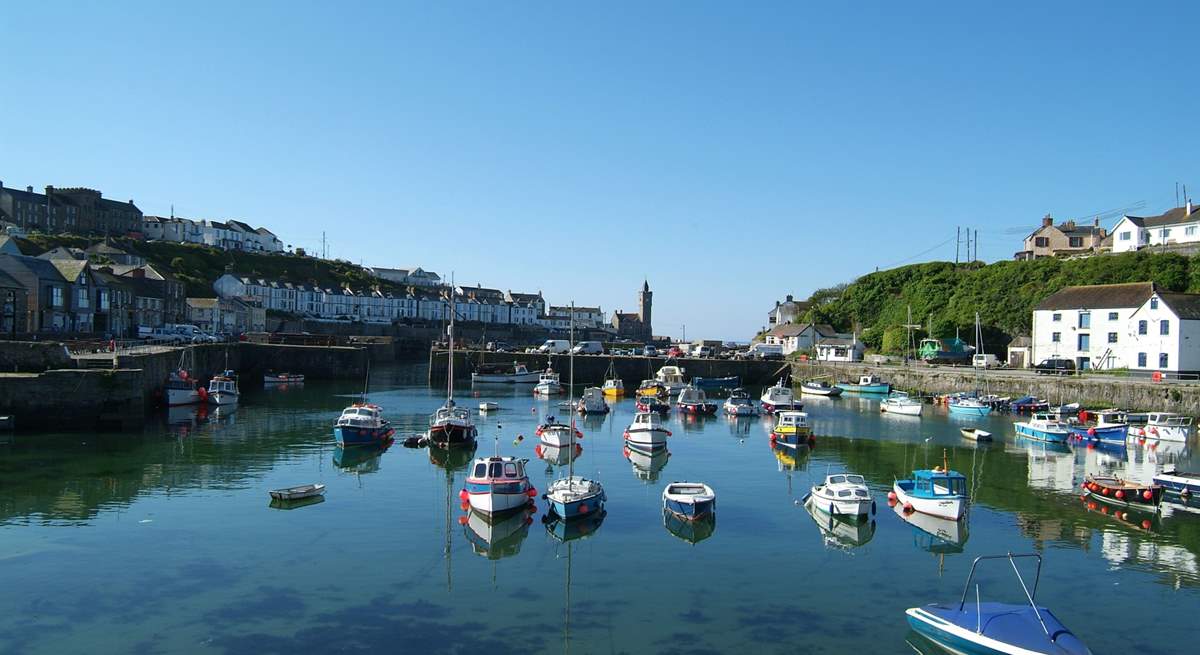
[880,235,957,270]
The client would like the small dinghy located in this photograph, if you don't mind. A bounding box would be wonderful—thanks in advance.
[1083,474,1163,511]
[479,401,499,412]
[662,482,716,520]
[906,553,1092,655]
[960,427,993,442]
[268,483,326,501]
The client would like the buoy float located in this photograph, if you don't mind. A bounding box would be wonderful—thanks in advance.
[888,491,898,502]
[457,516,468,525]
[459,501,469,512]
[903,502,914,512]
[526,487,537,497]
[1102,487,1110,496]
[1142,490,1153,501]
[459,489,469,502]
[1142,519,1152,530]
[1087,427,1096,437]
[1116,490,1125,500]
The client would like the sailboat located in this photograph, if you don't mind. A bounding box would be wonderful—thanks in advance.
[543,303,607,521]
[601,359,624,398]
[428,279,478,448]
[539,315,584,446]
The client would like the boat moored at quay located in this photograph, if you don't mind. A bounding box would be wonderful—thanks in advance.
[471,361,541,384]
[1014,412,1071,444]
[837,375,891,395]
[760,378,801,414]
[676,385,717,415]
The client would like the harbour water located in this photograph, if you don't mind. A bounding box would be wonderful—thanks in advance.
[2,363,1197,654]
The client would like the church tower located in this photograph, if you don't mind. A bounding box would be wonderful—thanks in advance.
[638,280,652,338]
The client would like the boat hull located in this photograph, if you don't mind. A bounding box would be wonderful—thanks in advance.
[837,383,891,394]
[771,429,813,449]
[536,424,579,448]
[800,385,842,397]
[334,424,395,447]
[471,373,541,384]
[677,402,717,415]
[948,404,991,417]
[664,496,715,520]
[1083,475,1163,510]
[760,400,801,414]
[1153,471,1200,496]
[166,388,200,406]
[1013,422,1069,444]
[465,484,535,515]
[893,481,967,520]
[1067,424,1127,444]
[624,428,669,452]
[809,492,873,518]
[546,490,606,520]
[882,401,923,416]
[906,605,1091,655]
[1131,425,1189,442]
[960,428,993,442]
[723,403,757,416]
[428,422,478,448]
[208,391,239,406]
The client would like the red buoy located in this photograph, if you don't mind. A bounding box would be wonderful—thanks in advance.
[1116,490,1125,500]
[459,489,469,502]
[1087,427,1096,437]
[1142,520,1152,530]
[1143,490,1153,501]
[903,502,914,512]
[457,516,468,525]
[1102,488,1110,496]
[888,491,898,502]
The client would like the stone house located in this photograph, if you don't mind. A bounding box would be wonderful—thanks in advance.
[0,268,29,337]
[1014,215,1107,259]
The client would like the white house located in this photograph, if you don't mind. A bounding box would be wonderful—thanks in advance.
[1111,202,1200,253]
[764,322,843,355]
[1031,282,1200,372]
[815,338,865,362]
[142,216,283,253]
[767,294,809,327]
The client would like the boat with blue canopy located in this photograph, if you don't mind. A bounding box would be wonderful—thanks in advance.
[893,451,969,520]
[906,553,1092,655]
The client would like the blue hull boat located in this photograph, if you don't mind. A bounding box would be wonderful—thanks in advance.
[1013,420,1070,444]
[1067,424,1127,444]
[836,382,890,394]
[948,403,992,417]
[333,424,394,447]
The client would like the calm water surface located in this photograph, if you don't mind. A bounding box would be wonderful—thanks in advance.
[2,363,1198,654]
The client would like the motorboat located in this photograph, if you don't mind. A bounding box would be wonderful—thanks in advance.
[165,368,200,406]
[880,392,923,416]
[691,376,740,391]
[624,411,671,452]
[947,397,991,417]
[533,369,563,396]
[676,385,717,415]
[471,361,540,384]
[906,553,1091,655]
[536,416,582,448]
[1153,466,1200,498]
[1130,412,1193,442]
[1083,474,1163,511]
[263,372,305,384]
[806,473,874,518]
[478,401,499,412]
[462,455,536,515]
[893,453,968,520]
[800,380,842,397]
[544,476,606,520]
[1068,408,1127,444]
[576,386,610,414]
[662,482,716,520]
[1013,412,1071,444]
[1011,395,1049,412]
[206,370,240,406]
[636,379,668,401]
[959,427,993,442]
[655,366,688,394]
[760,378,801,414]
[428,400,478,448]
[334,403,395,446]
[602,377,625,398]
[770,410,812,449]
[722,388,759,416]
[836,375,891,394]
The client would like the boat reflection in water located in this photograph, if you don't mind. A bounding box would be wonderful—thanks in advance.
[663,509,716,545]
[429,442,478,471]
[892,500,969,553]
[1080,496,1161,532]
[269,494,326,511]
[535,443,582,468]
[772,441,811,471]
[725,415,755,439]
[462,506,535,560]
[624,445,670,482]
[803,497,876,550]
[334,437,393,473]
[543,508,607,543]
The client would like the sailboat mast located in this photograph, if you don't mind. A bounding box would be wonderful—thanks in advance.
[447,274,455,402]
[568,302,576,479]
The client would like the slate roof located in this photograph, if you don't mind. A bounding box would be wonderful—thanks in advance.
[768,322,838,338]
[0,268,23,289]
[1035,282,1155,311]
[1159,292,1200,320]
[816,338,859,346]
[46,259,89,282]
[1123,205,1200,229]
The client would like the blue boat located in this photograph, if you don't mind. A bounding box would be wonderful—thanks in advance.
[692,375,740,391]
[1153,468,1200,497]
[1013,413,1071,444]
[906,553,1092,655]
[544,476,606,520]
[892,453,969,520]
[1067,410,1128,445]
[662,482,716,520]
[836,374,891,394]
[333,403,395,447]
[948,398,992,417]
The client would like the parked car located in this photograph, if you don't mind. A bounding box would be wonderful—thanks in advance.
[1034,358,1076,375]
[643,345,659,357]
[486,341,512,352]
[748,343,784,360]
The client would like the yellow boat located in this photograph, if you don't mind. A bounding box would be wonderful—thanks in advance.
[602,378,625,398]
[636,379,668,401]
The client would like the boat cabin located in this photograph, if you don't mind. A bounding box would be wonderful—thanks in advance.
[430,404,471,425]
[763,382,795,404]
[656,366,686,386]
[208,376,238,394]
[1091,409,1127,427]
[580,387,606,404]
[632,411,666,430]
[858,375,884,386]
[1030,412,1069,429]
[338,404,383,428]
[1147,412,1193,428]
[910,469,967,498]
[678,386,708,404]
[775,411,808,429]
[603,378,624,391]
[470,456,528,482]
[538,369,561,384]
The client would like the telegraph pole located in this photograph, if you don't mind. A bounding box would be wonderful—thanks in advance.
[955,227,960,265]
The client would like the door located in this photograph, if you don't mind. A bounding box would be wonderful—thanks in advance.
[1077,357,1090,370]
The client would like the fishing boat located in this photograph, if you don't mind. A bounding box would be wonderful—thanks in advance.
[206,369,240,405]
[947,397,991,417]
[804,498,876,550]
[655,365,688,394]
[636,379,668,401]
[676,385,717,415]
[892,453,968,520]
[1068,409,1127,444]
[1013,412,1071,444]
[334,403,395,446]
[462,453,537,515]
[268,483,326,501]
[533,368,563,396]
[770,410,813,449]
[1083,474,1163,510]
[836,374,891,394]
[263,371,304,384]
[722,388,759,416]
[881,392,923,416]
[1153,466,1200,497]
[691,375,740,391]
[624,411,671,452]
[624,445,669,482]
[428,285,478,449]
[1010,395,1049,412]
[165,349,201,406]
[800,380,842,397]
[917,336,974,365]
[601,378,624,398]
[959,427,993,442]
[471,361,540,384]
[1130,412,1193,442]
[760,378,801,413]
[906,553,1091,655]
[662,482,716,520]
[576,387,610,414]
[805,473,875,518]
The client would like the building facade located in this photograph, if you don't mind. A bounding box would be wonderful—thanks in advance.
[1110,202,1200,253]
[1014,215,1108,260]
[767,295,810,327]
[0,182,141,236]
[141,215,284,252]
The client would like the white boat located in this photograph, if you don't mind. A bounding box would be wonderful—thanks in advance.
[807,473,874,518]
[165,349,200,406]
[268,483,325,501]
[463,455,535,515]
[760,378,801,413]
[576,387,610,414]
[536,417,580,448]
[893,459,969,520]
[1013,412,1071,444]
[263,372,305,384]
[800,380,842,397]
[207,370,240,405]
[479,401,499,412]
[1131,412,1193,442]
[655,365,688,394]
[624,411,671,451]
[722,388,759,416]
[533,369,563,396]
[471,362,541,384]
[880,392,923,416]
[662,482,716,520]
[959,427,993,442]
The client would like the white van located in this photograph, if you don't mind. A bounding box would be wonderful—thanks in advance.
[748,343,784,360]
[571,341,604,355]
[538,339,572,354]
[972,353,999,369]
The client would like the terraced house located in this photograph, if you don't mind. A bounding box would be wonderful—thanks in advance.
[0,181,142,236]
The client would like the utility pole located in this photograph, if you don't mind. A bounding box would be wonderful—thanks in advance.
[974,229,978,262]
[964,228,972,263]
[955,227,960,265]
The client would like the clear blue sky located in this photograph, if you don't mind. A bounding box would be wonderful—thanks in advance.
[3,2,1198,340]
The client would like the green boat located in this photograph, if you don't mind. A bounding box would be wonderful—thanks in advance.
[918,337,973,364]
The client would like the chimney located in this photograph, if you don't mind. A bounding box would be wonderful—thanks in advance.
[1042,214,1053,227]
[27,186,33,193]
[1188,199,1194,216]
[1064,219,1075,231]
[786,294,793,302]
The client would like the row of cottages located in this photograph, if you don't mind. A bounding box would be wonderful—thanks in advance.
[547,305,605,329]
[763,322,864,360]
[1014,202,1200,259]
[1032,282,1200,372]
[185,297,267,334]
[366,266,443,288]
[1110,201,1200,253]
[142,216,284,253]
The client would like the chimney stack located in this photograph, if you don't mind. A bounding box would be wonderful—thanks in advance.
[1042,214,1053,228]
[1094,217,1100,227]
[27,186,33,193]
[1188,199,1194,216]
[1064,219,1075,230]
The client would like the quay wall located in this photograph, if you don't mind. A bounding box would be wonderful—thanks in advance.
[792,361,1200,414]
[0,369,144,431]
[429,350,790,386]
[0,341,74,373]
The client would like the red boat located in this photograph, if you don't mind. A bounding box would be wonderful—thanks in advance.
[1082,474,1163,511]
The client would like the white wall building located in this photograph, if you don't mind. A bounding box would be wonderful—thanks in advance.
[764,322,844,355]
[815,338,865,362]
[1032,282,1200,372]
[1111,202,1200,253]
[548,305,605,329]
[142,216,284,253]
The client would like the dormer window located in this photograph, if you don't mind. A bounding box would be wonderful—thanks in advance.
[1150,297,1159,310]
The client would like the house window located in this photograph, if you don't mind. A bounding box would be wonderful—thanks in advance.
[1120,231,1131,241]
[76,288,88,308]
[1160,320,1170,335]
[1078,312,1090,329]
[1188,226,1198,237]
[1160,353,1169,368]
[1051,332,1061,343]
[1151,297,1159,309]
[1138,320,1147,335]
[1052,313,1062,322]
[1078,334,1090,351]
[1108,332,1118,343]
[1108,312,1118,321]
[1138,352,1147,367]
[1162,229,1171,239]
[51,287,63,307]
[1034,237,1049,247]
[1069,236,1083,248]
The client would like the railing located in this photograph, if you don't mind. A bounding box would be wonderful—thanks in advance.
[957,553,1047,637]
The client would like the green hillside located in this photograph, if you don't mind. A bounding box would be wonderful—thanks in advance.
[805,251,1198,354]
